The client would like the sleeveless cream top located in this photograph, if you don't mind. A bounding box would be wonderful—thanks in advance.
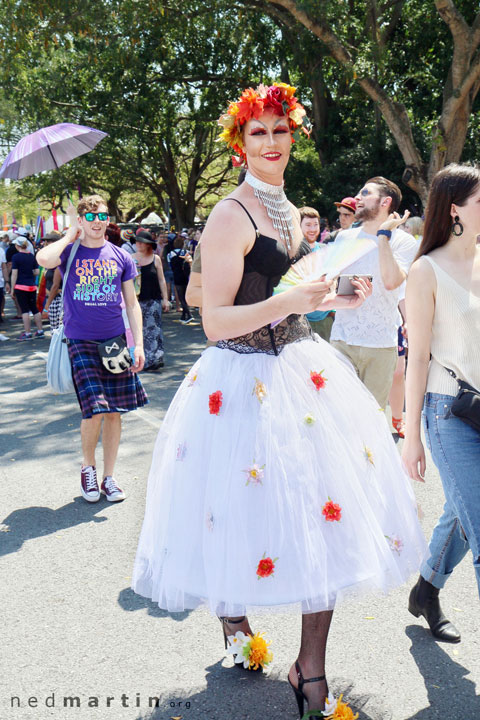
[425,255,480,396]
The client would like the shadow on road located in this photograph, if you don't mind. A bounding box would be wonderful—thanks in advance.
[0,496,114,555]
[129,661,379,720]
[405,624,480,719]
[117,587,192,622]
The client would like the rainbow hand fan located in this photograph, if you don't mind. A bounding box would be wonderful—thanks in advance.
[273,244,330,295]
[271,235,376,326]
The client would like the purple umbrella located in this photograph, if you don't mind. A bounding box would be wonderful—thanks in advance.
[0,123,108,180]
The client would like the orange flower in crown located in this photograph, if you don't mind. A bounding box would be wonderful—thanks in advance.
[218,82,311,165]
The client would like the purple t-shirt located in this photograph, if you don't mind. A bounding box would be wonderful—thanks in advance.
[59,241,137,340]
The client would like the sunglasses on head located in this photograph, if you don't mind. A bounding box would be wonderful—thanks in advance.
[83,212,109,222]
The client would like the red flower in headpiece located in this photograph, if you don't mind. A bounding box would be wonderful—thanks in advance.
[265,85,284,114]
[235,88,264,125]
[209,390,223,415]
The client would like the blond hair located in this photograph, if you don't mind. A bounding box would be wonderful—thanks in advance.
[77,194,107,215]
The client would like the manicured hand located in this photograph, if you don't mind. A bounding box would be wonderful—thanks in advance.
[287,275,334,314]
[348,276,373,307]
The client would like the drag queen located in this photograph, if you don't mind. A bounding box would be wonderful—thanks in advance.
[132,83,426,718]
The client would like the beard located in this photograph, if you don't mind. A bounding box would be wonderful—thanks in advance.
[355,198,381,222]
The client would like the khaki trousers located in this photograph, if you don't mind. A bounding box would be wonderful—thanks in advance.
[331,339,398,409]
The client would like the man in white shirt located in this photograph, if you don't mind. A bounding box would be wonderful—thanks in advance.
[330,176,417,409]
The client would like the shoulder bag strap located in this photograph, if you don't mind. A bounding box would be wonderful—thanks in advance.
[60,238,81,310]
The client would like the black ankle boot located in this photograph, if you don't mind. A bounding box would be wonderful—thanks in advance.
[408,575,461,643]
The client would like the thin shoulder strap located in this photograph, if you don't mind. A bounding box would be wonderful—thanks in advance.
[222,198,258,231]
[444,366,458,381]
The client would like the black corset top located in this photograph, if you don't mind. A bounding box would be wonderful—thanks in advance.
[216,199,314,356]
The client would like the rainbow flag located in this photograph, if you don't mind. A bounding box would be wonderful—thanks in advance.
[36,266,47,312]
[34,215,44,242]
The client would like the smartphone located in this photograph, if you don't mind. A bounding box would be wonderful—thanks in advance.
[336,274,373,295]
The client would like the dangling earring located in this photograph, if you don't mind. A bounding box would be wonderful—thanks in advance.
[452,215,463,236]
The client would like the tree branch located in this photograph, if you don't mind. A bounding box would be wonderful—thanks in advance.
[471,13,480,51]
[441,49,480,134]
[435,0,469,40]
[266,0,427,195]
[380,0,407,45]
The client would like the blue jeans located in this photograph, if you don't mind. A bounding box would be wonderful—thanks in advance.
[421,393,480,597]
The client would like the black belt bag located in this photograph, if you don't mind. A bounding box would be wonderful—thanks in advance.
[97,334,132,374]
[445,367,480,434]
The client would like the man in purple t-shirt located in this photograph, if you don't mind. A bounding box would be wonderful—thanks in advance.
[37,195,147,503]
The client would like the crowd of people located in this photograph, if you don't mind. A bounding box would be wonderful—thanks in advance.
[0,222,200,350]
[2,80,479,720]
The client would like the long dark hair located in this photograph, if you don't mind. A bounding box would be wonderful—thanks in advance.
[417,163,480,259]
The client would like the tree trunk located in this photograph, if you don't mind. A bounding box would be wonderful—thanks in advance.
[309,62,330,164]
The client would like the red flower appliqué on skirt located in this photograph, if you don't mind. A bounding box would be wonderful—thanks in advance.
[322,499,342,522]
[256,554,277,579]
[208,390,223,415]
[310,370,326,390]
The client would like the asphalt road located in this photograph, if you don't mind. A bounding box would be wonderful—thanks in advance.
[1,307,479,720]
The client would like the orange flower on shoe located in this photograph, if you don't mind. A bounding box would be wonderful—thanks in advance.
[322,498,342,522]
[310,370,327,390]
[256,553,278,579]
[208,390,223,415]
[326,694,359,719]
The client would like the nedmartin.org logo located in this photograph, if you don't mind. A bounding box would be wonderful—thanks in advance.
[8,692,191,712]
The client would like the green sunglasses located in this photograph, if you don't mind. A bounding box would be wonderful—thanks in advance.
[83,211,109,222]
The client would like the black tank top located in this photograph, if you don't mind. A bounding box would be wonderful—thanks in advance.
[138,260,162,301]
[215,199,313,356]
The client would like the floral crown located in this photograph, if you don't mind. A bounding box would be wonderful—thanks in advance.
[217,82,310,166]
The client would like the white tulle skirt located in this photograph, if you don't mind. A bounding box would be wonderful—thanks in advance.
[132,335,426,615]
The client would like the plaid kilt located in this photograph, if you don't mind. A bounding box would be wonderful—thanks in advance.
[67,337,148,419]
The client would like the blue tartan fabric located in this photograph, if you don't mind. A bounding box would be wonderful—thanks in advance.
[67,337,148,419]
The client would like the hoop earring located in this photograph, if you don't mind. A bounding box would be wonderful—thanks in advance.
[452,215,463,236]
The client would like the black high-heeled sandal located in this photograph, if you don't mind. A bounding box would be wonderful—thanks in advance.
[288,660,327,719]
[218,616,263,672]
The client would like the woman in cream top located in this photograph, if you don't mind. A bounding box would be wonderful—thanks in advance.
[403,164,480,643]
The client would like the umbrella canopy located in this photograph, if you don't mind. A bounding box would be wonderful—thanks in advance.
[0,123,108,180]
